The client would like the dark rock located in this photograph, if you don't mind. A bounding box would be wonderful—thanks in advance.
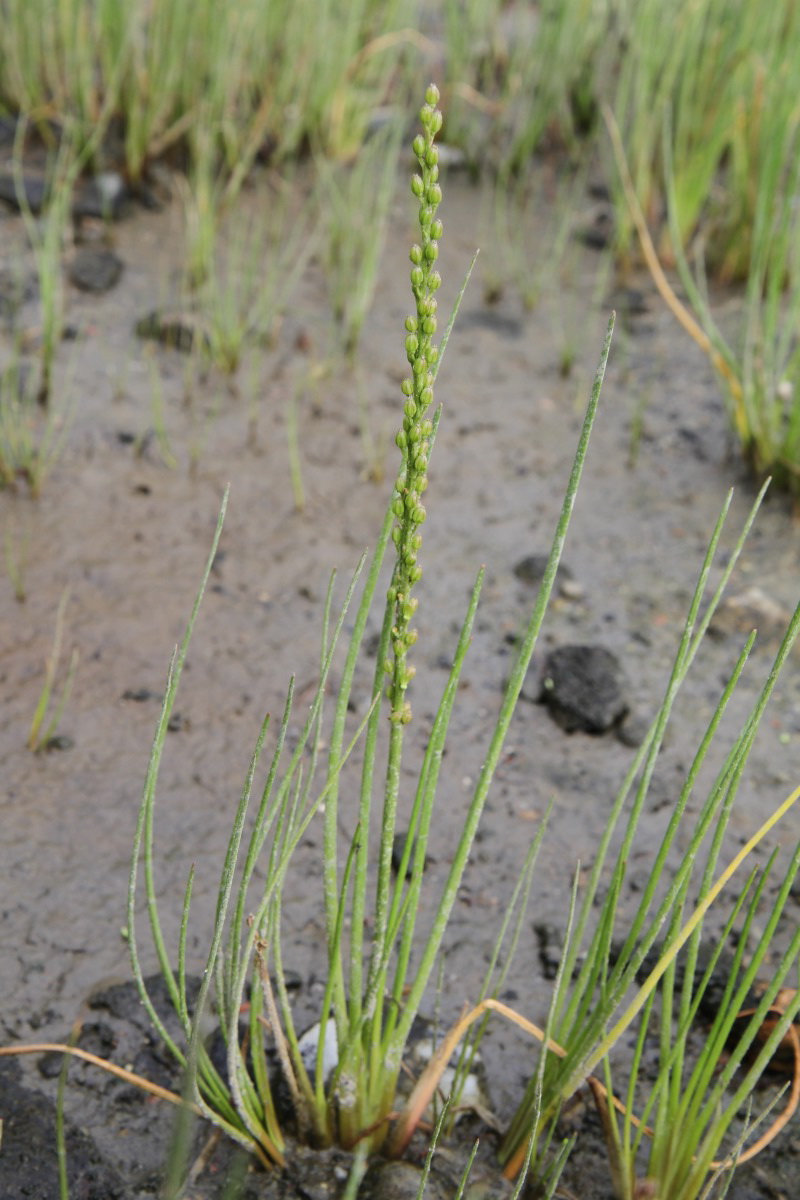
[0,171,48,213]
[577,207,614,250]
[68,247,124,293]
[513,553,579,599]
[534,920,564,981]
[392,830,430,878]
[135,309,211,353]
[538,644,628,734]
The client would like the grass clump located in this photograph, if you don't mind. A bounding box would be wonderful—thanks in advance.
[126,84,610,1184]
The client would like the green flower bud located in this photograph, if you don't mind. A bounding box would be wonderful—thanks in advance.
[383,658,393,676]
[411,173,424,197]
[404,548,417,565]
[425,84,440,106]
[424,240,439,261]
[418,205,433,229]
[429,271,442,291]
[420,103,434,125]
[392,497,404,518]
[429,164,439,182]
[406,627,418,645]
[428,346,439,364]
[414,453,428,472]
[412,134,426,158]
[405,489,419,509]
[421,419,433,436]
[412,357,426,376]
[391,526,401,545]
[409,243,423,264]
[422,317,437,335]
[404,398,416,419]
[408,422,421,443]
[402,597,418,620]
[418,386,433,409]
[395,430,407,449]
[400,703,413,725]
[405,333,419,358]
[410,266,424,287]
[409,564,423,582]
[405,315,418,333]
[401,377,414,396]
[413,504,426,523]
[431,219,443,239]
[430,111,443,134]
[426,169,440,191]
[405,664,417,683]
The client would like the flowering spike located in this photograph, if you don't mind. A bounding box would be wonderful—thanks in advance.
[386,86,444,725]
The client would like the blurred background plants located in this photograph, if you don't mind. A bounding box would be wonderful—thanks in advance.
[2,0,800,492]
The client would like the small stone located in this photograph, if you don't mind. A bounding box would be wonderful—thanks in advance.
[616,711,649,748]
[135,309,210,353]
[0,172,48,213]
[710,586,791,641]
[68,247,123,293]
[73,171,130,221]
[359,1160,448,1200]
[513,553,577,599]
[538,644,628,734]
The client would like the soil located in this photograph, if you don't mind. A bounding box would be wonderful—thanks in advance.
[1,150,800,1199]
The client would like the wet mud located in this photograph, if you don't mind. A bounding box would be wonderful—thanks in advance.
[1,159,799,1196]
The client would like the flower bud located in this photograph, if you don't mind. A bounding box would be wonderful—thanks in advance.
[411,173,424,197]
[412,357,426,376]
[431,219,443,239]
[413,505,426,523]
[425,164,440,186]
[410,266,424,287]
[406,627,418,645]
[412,134,426,158]
[424,241,438,261]
[404,398,416,419]
[405,315,418,333]
[430,111,443,134]
[383,658,393,676]
[422,317,436,335]
[409,564,423,582]
[405,333,419,358]
[429,271,442,291]
[419,386,433,408]
[409,243,423,264]
[420,103,434,125]
[392,497,404,518]
[405,489,419,509]
[401,377,414,396]
[421,419,433,436]
[395,430,407,449]
[428,346,439,364]
[425,84,440,106]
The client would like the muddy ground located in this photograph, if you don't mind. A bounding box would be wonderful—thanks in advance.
[1,152,799,1198]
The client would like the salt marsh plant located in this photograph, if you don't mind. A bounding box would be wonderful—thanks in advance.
[127,85,612,1185]
[608,101,800,496]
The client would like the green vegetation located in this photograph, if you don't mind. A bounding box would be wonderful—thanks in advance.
[1,4,800,1195]
[121,88,799,1196]
[1,0,800,489]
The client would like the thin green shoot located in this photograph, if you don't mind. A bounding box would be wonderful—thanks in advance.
[28,589,78,752]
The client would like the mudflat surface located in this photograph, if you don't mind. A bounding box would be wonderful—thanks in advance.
[1,160,799,1197]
